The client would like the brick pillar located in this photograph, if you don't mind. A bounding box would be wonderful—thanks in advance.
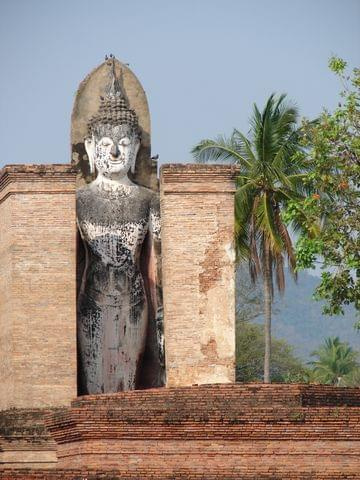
[160,164,237,387]
[0,165,77,409]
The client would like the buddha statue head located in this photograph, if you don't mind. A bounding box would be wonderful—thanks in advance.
[85,56,141,180]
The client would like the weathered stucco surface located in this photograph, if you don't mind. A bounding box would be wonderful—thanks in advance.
[0,165,77,409]
[160,164,237,386]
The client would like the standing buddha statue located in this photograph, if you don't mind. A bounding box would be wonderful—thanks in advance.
[76,57,163,394]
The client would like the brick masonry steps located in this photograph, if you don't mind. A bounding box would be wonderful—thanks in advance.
[2,384,360,477]
[0,409,59,468]
[71,383,360,408]
[46,384,360,443]
[43,384,360,474]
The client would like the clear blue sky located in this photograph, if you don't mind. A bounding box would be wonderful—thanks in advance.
[0,0,359,168]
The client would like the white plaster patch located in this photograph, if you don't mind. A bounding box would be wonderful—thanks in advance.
[224,242,235,262]
[149,210,161,240]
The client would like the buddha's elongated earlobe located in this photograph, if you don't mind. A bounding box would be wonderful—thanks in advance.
[131,138,141,174]
[85,136,96,174]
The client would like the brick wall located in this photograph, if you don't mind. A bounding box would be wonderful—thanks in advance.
[0,188,13,407]
[0,165,77,409]
[160,165,238,387]
[1,469,359,479]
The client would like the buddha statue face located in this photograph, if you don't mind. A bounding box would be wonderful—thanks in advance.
[85,58,141,181]
[85,125,140,179]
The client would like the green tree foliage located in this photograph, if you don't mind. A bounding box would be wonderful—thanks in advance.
[284,58,360,319]
[310,336,360,386]
[236,321,308,382]
[341,367,360,387]
[192,94,307,382]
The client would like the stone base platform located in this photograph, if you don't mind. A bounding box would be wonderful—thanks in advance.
[0,409,58,469]
[1,384,360,478]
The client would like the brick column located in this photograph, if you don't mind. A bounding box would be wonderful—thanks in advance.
[160,164,237,387]
[0,165,77,409]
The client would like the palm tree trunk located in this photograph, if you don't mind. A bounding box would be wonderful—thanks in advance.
[263,244,272,383]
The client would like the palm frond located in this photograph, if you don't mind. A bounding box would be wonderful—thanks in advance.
[274,208,297,280]
[285,173,310,195]
[275,187,305,206]
[272,133,302,173]
[232,129,257,165]
[273,93,287,112]
[235,230,251,262]
[256,192,284,254]
[259,95,277,165]
[234,184,256,261]
[274,251,285,294]
[248,201,261,283]
[310,337,359,384]
[260,237,274,299]
[191,136,251,167]
[274,105,299,140]
[235,181,257,211]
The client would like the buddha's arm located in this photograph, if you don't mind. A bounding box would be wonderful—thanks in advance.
[147,195,161,316]
[139,194,165,387]
[76,228,86,298]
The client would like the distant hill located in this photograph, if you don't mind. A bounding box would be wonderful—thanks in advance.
[270,270,359,361]
[236,268,359,362]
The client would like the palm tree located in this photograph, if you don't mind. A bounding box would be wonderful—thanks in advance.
[192,94,308,383]
[310,337,359,386]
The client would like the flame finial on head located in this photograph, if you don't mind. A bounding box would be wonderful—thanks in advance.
[105,54,123,98]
